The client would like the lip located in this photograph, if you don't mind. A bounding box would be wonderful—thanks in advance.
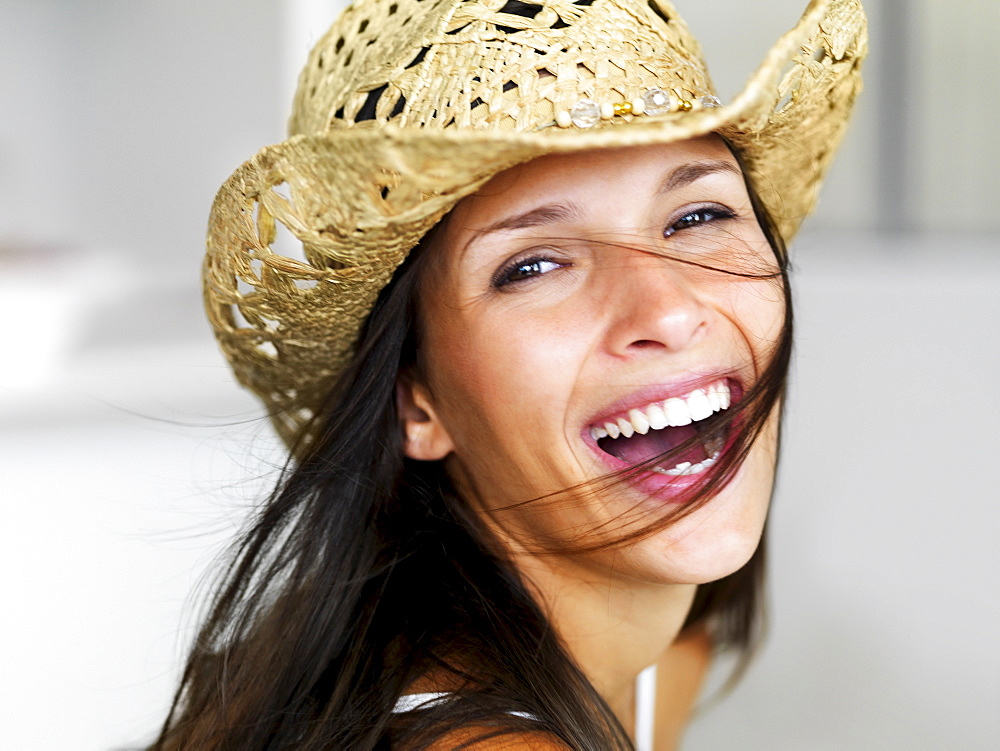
[580,374,744,501]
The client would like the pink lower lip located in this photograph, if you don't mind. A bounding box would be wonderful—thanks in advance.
[587,437,728,502]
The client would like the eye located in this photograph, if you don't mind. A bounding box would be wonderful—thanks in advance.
[492,254,567,289]
[663,205,736,238]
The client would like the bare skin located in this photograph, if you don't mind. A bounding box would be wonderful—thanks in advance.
[400,136,782,746]
[654,626,713,749]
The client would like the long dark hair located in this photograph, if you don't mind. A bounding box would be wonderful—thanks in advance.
[150,149,792,750]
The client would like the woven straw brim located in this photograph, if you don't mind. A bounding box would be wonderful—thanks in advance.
[205,0,866,449]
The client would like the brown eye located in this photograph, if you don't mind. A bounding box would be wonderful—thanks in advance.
[493,257,565,288]
[663,205,736,238]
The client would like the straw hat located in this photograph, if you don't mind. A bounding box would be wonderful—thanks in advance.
[204,0,867,447]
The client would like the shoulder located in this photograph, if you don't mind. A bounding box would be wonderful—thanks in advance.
[424,727,571,750]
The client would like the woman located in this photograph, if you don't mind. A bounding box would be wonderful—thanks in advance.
[154,0,866,748]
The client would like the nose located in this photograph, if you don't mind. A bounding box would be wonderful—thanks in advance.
[600,253,709,356]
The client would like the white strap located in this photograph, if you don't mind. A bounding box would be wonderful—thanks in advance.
[635,664,657,751]
[394,676,658,740]
[392,691,537,721]
[394,676,657,739]
[392,691,452,713]
[394,676,657,743]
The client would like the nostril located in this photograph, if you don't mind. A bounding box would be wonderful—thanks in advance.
[630,339,664,349]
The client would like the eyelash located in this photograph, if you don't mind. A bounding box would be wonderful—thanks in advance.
[663,204,737,238]
[492,253,566,289]
[491,204,738,289]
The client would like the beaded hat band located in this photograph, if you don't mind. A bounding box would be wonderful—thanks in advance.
[549,88,722,130]
[205,0,867,450]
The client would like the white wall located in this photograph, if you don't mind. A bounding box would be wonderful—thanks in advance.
[0,0,285,287]
[911,0,1000,232]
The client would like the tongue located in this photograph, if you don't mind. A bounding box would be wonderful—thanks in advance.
[600,425,706,466]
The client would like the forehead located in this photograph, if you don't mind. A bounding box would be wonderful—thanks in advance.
[440,134,739,240]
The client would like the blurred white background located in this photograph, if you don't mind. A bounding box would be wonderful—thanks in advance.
[1,1,997,749]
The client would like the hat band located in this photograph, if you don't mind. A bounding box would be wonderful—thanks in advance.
[547,88,723,130]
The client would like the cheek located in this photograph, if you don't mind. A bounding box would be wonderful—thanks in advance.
[428,315,505,402]
[422,303,592,458]
[722,278,786,363]
[432,288,581,393]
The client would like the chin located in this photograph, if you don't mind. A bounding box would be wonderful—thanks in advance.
[630,442,775,586]
[653,518,765,585]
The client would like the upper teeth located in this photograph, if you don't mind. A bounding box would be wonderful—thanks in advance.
[590,381,731,441]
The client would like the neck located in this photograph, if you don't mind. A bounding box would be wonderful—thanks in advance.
[514,551,697,735]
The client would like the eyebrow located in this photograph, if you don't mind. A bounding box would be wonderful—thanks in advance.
[658,159,741,195]
[475,202,583,236]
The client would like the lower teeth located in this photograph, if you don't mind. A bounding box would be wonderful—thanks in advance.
[651,449,721,477]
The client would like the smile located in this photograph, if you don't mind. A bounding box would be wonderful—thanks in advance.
[589,381,731,477]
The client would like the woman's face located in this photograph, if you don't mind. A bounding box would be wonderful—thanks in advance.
[401,135,785,586]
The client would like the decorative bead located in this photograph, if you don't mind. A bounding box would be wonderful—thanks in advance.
[640,87,673,116]
[547,85,710,129]
[569,98,601,128]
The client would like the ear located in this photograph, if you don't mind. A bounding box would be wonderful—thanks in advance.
[396,378,454,461]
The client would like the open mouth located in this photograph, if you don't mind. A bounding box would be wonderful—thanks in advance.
[590,380,732,477]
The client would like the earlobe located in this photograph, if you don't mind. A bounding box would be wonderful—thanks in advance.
[397,380,455,461]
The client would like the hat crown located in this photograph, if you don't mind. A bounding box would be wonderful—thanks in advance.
[289,0,715,136]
